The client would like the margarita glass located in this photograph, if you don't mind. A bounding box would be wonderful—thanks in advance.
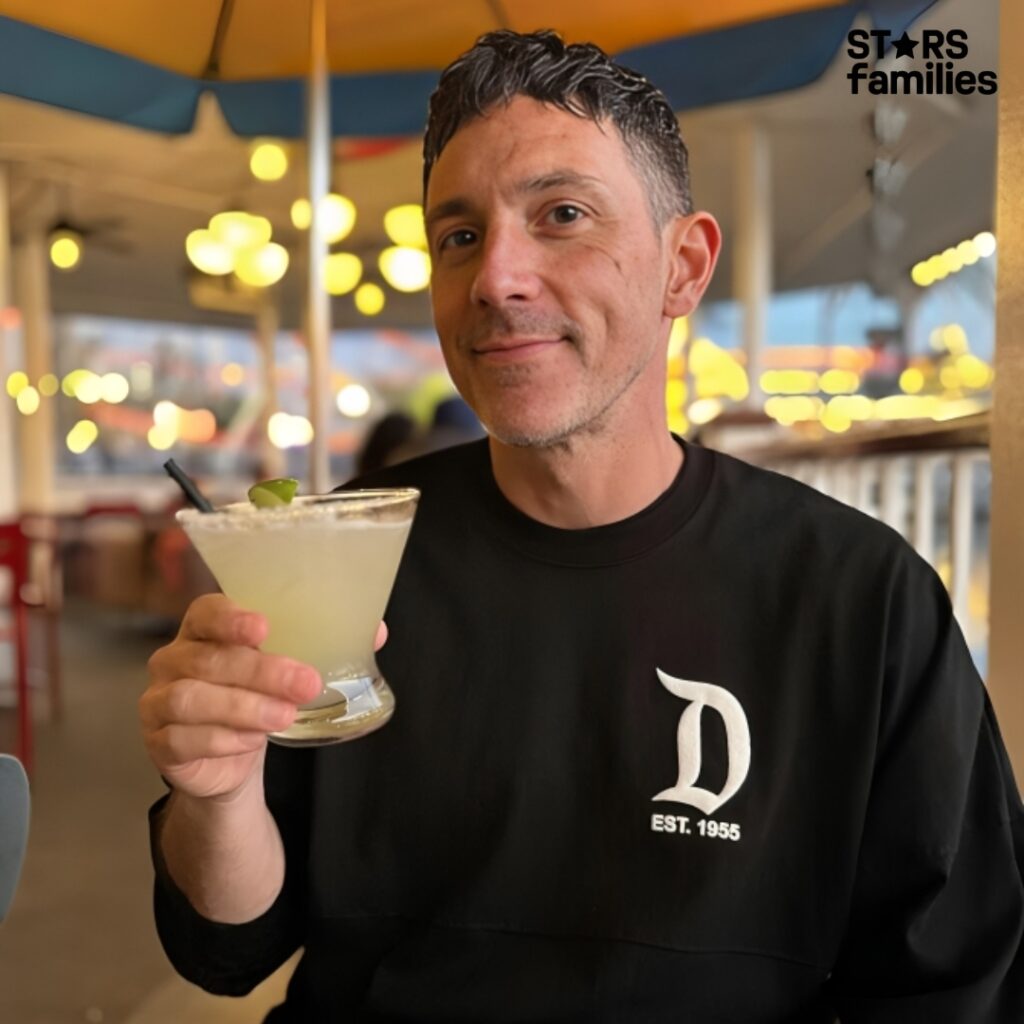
[177,489,418,746]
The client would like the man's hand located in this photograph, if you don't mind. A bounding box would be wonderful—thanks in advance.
[141,593,391,802]
[140,594,322,801]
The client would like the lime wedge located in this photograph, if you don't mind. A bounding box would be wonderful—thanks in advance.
[247,477,299,508]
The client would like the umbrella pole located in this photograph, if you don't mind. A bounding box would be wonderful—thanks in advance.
[306,0,331,493]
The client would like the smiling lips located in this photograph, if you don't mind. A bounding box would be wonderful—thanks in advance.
[473,337,564,362]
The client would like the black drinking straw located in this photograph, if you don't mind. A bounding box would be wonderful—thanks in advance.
[163,459,215,513]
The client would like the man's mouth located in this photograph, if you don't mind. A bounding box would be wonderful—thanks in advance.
[472,337,565,360]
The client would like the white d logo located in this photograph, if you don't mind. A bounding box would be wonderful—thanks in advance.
[652,669,751,815]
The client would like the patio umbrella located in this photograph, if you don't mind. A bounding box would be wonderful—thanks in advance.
[0,0,938,490]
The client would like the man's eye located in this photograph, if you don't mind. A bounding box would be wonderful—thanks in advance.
[549,204,585,225]
[439,229,476,251]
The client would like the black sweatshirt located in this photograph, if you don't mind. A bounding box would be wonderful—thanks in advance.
[151,438,1024,1022]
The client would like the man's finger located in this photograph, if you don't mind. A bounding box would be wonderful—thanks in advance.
[142,678,299,734]
[148,723,268,767]
[148,642,321,703]
[179,593,267,648]
[374,621,388,651]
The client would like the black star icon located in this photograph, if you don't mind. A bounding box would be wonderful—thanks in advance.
[891,31,918,59]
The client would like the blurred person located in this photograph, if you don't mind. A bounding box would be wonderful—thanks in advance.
[353,410,417,476]
[141,30,1023,1022]
[391,395,486,462]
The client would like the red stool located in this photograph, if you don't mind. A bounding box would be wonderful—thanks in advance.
[0,522,32,776]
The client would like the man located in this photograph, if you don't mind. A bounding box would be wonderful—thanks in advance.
[141,30,1023,1022]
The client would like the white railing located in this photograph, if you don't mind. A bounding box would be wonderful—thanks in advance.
[718,412,991,662]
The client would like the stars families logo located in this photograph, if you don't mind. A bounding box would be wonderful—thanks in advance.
[847,29,998,96]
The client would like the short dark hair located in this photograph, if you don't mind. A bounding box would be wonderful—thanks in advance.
[423,29,693,225]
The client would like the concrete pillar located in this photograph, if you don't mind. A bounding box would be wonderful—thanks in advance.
[988,0,1024,779]
[12,230,55,514]
[734,123,771,409]
[0,166,17,519]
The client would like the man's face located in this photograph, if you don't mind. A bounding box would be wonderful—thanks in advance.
[425,96,683,448]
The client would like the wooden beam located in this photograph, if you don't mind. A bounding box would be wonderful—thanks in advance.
[987,0,1024,783]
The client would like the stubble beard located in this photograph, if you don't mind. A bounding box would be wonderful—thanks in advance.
[449,307,656,451]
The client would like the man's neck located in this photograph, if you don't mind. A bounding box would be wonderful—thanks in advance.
[487,425,683,529]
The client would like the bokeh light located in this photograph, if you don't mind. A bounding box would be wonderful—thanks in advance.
[66,420,99,454]
[250,140,288,182]
[379,247,431,292]
[383,204,427,248]
[355,283,386,316]
[336,383,372,418]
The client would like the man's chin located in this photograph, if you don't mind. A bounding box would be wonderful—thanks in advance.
[483,412,593,450]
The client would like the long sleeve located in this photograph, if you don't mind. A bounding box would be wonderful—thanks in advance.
[149,743,313,996]
[829,550,1024,1022]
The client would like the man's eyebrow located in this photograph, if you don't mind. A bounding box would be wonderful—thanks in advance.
[424,198,473,232]
[514,170,607,196]
[425,171,608,231]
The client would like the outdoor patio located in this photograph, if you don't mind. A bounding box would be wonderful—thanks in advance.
[0,602,293,1024]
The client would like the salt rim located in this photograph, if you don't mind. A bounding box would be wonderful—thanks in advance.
[177,489,419,528]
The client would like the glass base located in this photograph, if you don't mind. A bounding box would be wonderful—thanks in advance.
[268,674,395,747]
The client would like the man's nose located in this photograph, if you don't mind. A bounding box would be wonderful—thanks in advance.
[468,223,543,307]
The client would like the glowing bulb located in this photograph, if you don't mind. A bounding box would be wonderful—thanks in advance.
[268,412,313,449]
[186,229,234,276]
[940,247,963,275]
[100,373,130,404]
[336,383,372,418]
[900,367,924,394]
[383,204,427,248]
[956,354,992,389]
[50,231,82,270]
[828,395,874,421]
[820,403,852,433]
[154,400,181,428]
[234,243,289,287]
[75,373,103,404]
[66,420,99,454]
[147,424,177,450]
[355,283,385,316]
[324,253,362,295]
[956,240,980,266]
[291,198,311,230]
[16,386,39,415]
[973,231,997,258]
[5,371,28,398]
[379,246,431,292]
[249,140,288,182]
[820,370,859,395]
[911,262,933,287]
[209,212,272,250]
[38,373,59,397]
[688,398,723,425]
[321,194,356,243]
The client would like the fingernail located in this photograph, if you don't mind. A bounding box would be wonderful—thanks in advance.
[241,615,265,642]
[291,668,321,700]
[264,701,295,730]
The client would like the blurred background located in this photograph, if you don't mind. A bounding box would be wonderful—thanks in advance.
[0,0,1018,1020]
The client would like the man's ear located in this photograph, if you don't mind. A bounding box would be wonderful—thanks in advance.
[663,212,722,319]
